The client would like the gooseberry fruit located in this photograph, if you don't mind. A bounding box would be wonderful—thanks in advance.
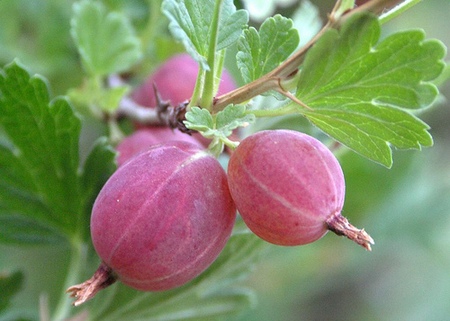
[227,130,373,250]
[67,141,236,305]
[116,127,203,166]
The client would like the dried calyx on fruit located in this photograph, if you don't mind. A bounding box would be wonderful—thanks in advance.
[67,141,236,306]
[227,130,374,250]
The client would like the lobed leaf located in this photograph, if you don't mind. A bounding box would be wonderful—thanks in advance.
[162,0,248,70]
[215,104,255,137]
[184,106,214,132]
[295,12,446,167]
[0,60,82,243]
[237,14,299,83]
[303,103,433,167]
[0,61,116,244]
[217,0,250,51]
[184,105,254,139]
[71,0,142,76]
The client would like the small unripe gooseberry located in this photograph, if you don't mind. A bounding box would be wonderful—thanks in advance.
[227,130,373,250]
[67,141,236,305]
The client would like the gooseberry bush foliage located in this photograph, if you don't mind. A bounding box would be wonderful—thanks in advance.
[0,0,448,320]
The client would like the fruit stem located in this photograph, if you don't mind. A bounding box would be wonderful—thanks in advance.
[326,213,374,251]
[66,262,118,306]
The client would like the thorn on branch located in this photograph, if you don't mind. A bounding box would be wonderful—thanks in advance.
[276,78,312,111]
[153,83,171,124]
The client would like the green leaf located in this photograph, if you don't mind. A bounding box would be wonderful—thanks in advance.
[185,105,254,156]
[162,0,248,70]
[71,0,142,76]
[0,270,24,313]
[184,106,214,132]
[237,14,299,83]
[432,61,450,87]
[99,86,130,112]
[216,104,255,137]
[216,0,249,51]
[295,12,446,167]
[303,104,432,167]
[68,80,130,116]
[0,61,116,244]
[185,105,255,139]
[0,60,82,243]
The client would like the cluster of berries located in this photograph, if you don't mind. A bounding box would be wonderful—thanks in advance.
[67,54,372,306]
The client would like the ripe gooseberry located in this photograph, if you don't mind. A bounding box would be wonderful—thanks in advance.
[227,130,373,250]
[67,141,236,305]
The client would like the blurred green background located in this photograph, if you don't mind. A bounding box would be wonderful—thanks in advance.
[1,0,449,320]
